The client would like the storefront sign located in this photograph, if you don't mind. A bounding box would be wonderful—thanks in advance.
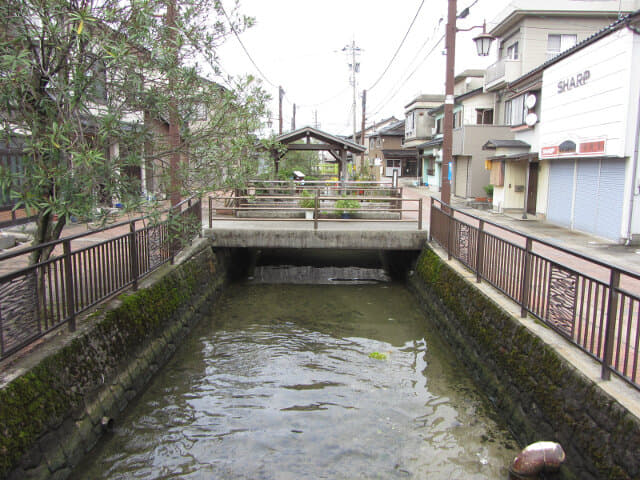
[541,138,606,158]
[557,70,590,94]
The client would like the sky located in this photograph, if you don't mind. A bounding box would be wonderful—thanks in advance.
[215,0,514,137]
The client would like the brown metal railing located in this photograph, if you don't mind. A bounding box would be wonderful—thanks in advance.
[430,198,640,390]
[208,189,423,230]
[0,197,202,360]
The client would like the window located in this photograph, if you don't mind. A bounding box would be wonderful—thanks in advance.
[435,117,443,134]
[504,95,526,126]
[489,160,505,186]
[405,113,415,136]
[547,34,577,60]
[506,42,519,60]
[476,108,494,125]
[453,111,462,128]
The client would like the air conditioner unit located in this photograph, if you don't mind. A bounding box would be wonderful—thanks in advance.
[431,127,438,135]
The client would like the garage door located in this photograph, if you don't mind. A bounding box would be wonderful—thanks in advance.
[547,160,574,228]
[455,158,468,198]
[575,159,624,240]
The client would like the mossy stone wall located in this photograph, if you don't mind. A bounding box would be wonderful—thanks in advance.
[0,244,229,480]
[410,247,640,480]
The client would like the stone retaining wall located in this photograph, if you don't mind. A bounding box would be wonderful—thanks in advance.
[0,244,229,480]
[409,247,640,480]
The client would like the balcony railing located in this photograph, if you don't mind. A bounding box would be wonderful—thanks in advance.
[484,59,521,89]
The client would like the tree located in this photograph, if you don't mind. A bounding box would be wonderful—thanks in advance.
[0,0,269,264]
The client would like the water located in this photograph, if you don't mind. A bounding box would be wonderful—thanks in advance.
[74,266,519,479]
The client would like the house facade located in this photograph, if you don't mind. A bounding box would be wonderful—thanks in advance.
[400,94,444,179]
[367,120,406,178]
[483,0,639,225]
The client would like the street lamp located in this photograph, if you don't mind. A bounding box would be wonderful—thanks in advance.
[441,1,495,206]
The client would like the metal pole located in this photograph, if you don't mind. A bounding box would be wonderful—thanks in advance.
[429,197,435,241]
[418,198,423,230]
[314,189,319,231]
[352,41,357,144]
[129,221,139,291]
[602,269,621,380]
[476,219,485,283]
[63,240,76,332]
[167,0,181,207]
[441,0,457,206]
[361,89,366,172]
[279,86,284,135]
[520,237,533,316]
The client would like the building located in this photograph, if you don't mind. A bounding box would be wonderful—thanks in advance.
[367,120,406,178]
[482,0,639,220]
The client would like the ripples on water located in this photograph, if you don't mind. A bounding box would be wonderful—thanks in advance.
[74,266,518,479]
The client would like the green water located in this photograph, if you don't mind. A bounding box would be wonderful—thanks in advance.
[74,268,518,479]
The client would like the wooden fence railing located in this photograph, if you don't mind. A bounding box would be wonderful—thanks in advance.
[0,197,202,360]
[430,198,640,391]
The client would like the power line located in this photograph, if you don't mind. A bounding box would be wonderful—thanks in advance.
[219,3,278,89]
[370,33,446,117]
[367,0,425,91]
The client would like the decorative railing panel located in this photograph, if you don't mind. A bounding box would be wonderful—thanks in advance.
[0,197,201,359]
[430,198,640,390]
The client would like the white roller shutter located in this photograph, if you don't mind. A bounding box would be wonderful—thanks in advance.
[547,160,574,228]
[594,159,625,240]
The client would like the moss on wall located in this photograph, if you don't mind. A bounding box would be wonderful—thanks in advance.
[0,245,228,479]
[411,247,640,480]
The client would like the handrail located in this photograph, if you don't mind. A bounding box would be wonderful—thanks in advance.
[0,196,202,360]
[430,197,640,390]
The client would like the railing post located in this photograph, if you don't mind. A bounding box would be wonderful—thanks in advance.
[197,196,203,237]
[314,189,319,231]
[418,198,423,230]
[601,269,621,380]
[446,208,453,261]
[520,237,533,317]
[429,197,434,241]
[129,221,139,291]
[475,219,485,283]
[63,240,76,332]
[208,196,213,229]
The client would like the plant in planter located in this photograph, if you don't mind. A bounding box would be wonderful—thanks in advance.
[483,184,494,200]
[299,190,316,219]
[335,197,360,219]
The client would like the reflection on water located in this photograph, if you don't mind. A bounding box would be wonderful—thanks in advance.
[74,267,518,479]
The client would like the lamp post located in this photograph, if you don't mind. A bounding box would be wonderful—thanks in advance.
[441,0,494,206]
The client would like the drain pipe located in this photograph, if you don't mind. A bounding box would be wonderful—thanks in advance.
[509,441,565,478]
[625,95,640,245]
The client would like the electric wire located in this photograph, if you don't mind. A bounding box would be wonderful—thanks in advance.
[219,2,279,89]
[367,0,425,91]
[369,33,446,117]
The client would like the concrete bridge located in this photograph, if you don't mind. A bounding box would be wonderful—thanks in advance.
[203,220,429,250]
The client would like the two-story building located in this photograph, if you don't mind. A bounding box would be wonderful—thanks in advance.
[367,120,406,178]
[401,94,444,180]
[427,70,513,199]
[483,0,639,217]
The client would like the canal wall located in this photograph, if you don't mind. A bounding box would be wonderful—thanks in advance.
[0,242,229,480]
[409,246,640,480]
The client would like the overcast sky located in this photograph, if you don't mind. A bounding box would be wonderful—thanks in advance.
[216,0,514,136]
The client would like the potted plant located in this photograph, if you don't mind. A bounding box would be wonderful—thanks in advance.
[299,190,316,219]
[335,197,360,219]
[483,184,494,203]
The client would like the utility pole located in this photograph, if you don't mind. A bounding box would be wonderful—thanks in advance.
[361,89,366,170]
[441,0,457,206]
[291,103,296,131]
[278,86,284,135]
[314,110,319,129]
[342,41,362,143]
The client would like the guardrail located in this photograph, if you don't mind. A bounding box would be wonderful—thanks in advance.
[241,180,403,199]
[208,190,423,230]
[430,198,640,390]
[0,197,202,360]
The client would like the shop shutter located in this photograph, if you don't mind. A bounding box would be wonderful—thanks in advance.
[594,159,625,240]
[573,159,600,234]
[547,159,574,228]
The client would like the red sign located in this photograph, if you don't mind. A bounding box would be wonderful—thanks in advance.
[541,146,558,157]
[579,140,605,154]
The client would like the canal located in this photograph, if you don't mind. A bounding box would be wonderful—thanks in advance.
[74,255,519,479]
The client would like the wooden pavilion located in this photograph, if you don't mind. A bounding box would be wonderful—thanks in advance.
[268,126,366,181]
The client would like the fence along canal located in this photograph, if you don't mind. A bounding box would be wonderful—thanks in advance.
[430,198,640,391]
[0,197,201,359]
